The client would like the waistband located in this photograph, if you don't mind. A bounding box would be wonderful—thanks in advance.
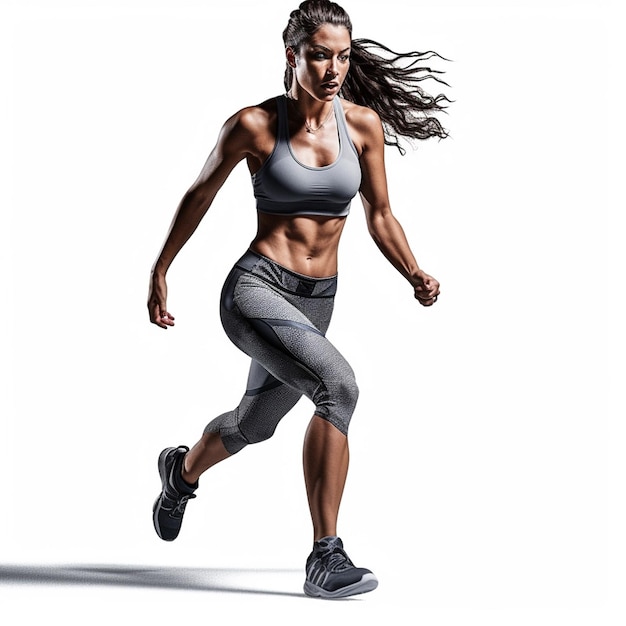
[234,250,338,298]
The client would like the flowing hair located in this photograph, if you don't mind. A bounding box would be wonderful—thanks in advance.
[282,0,451,153]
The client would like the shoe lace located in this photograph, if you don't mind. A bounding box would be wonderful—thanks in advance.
[319,546,355,572]
[170,493,196,518]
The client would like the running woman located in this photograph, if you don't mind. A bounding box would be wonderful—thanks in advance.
[148,0,449,599]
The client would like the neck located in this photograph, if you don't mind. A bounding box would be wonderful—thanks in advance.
[286,89,335,131]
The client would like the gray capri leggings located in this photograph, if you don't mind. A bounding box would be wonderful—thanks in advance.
[204,250,359,454]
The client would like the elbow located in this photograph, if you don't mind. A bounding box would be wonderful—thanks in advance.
[366,208,392,242]
[182,184,214,215]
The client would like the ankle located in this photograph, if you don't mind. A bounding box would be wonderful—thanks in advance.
[181,468,197,488]
[176,456,198,491]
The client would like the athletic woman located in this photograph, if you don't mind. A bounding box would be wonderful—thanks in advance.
[148,0,448,599]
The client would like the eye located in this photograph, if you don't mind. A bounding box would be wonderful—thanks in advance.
[338,55,350,62]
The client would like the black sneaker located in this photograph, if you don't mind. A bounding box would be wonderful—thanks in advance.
[303,536,378,599]
[152,446,197,541]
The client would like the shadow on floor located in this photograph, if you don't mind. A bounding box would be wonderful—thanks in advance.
[0,563,305,598]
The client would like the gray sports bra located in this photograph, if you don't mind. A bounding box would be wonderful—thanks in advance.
[252,95,361,217]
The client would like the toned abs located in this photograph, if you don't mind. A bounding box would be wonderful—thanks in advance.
[251,212,346,277]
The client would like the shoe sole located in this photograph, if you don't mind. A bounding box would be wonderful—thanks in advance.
[303,573,378,599]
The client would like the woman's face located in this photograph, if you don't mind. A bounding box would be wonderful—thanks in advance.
[287,24,351,101]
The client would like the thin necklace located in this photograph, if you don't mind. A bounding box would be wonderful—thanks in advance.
[286,92,335,133]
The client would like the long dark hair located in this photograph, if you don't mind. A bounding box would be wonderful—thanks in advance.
[282,0,450,153]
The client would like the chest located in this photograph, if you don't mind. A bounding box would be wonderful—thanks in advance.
[286,119,340,168]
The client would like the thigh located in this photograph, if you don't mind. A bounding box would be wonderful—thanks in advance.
[223,272,354,401]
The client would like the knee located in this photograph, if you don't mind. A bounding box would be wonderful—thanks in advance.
[339,374,359,414]
[315,372,359,435]
[241,420,279,446]
[204,417,248,455]
[341,376,359,431]
[204,415,278,455]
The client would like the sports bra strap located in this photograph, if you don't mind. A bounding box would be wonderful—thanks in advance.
[276,95,290,141]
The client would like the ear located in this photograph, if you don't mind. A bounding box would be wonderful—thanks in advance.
[285,47,297,68]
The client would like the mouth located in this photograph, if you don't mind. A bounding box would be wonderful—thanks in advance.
[321,81,339,92]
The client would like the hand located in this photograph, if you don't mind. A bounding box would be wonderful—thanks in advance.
[148,272,176,329]
[413,270,440,307]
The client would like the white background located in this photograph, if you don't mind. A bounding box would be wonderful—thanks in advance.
[1,0,621,624]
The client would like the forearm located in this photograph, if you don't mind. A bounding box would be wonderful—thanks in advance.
[367,211,423,287]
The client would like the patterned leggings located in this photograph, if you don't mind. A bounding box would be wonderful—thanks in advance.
[204,250,358,454]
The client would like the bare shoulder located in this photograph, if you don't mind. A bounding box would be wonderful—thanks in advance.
[341,99,381,128]
[339,99,384,152]
[215,98,278,161]
[229,98,277,135]
[215,97,278,167]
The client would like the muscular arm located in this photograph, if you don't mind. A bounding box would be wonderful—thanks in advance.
[148,110,257,327]
[151,115,251,274]
[355,107,440,305]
